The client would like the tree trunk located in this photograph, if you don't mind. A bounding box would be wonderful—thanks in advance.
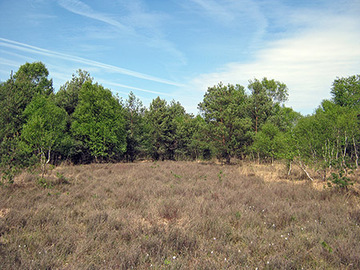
[298,160,314,181]
[255,115,258,134]
[287,161,292,176]
[353,136,359,169]
[342,131,348,169]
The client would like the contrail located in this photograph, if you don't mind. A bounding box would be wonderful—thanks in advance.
[0,38,184,87]
[103,81,173,97]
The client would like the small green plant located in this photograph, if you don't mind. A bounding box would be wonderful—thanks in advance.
[150,162,159,169]
[48,164,55,171]
[171,171,182,179]
[328,170,353,190]
[1,167,18,184]
[37,177,52,189]
[218,170,223,183]
[56,172,70,184]
[327,160,354,190]
[321,241,333,253]
[199,175,207,181]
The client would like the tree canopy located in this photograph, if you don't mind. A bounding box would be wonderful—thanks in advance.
[71,81,126,162]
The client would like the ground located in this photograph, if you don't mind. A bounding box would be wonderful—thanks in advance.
[0,161,359,269]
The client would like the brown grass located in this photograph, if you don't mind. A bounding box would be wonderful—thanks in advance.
[0,161,359,269]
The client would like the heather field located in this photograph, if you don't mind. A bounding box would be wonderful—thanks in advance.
[0,161,360,269]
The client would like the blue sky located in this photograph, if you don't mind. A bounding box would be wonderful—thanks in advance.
[1,0,359,115]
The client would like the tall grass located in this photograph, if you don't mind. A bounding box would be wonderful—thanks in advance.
[0,161,359,269]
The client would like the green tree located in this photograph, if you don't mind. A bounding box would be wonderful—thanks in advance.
[55,69,93,116]
[198,82,251,164]
[124,92,148,162]
[71,82,126,162]
[291,100,359,180]
[331,75,360,108]
[0,62,53,141]
[329,74,360,170]
[0,62,53,177]
[252,122,286,164]
[268,105,302,132]
[146,97,168,160]
[145,97,186,160]
[315,100,359,171]
[22,95,67,176]
[248,78,288,133]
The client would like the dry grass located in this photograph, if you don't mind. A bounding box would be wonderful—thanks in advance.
[0,161,360,269]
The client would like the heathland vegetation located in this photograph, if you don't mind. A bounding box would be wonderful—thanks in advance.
[0,62,360,268]
[1,162,360,269]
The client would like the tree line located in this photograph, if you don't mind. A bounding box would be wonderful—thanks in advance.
[0,62,359,185]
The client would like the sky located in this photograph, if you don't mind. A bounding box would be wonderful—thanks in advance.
[0,0,359,115]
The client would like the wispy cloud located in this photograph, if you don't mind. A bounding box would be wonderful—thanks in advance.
[57,0,186,64]
[189,0,266,28]
[187,0,268,51]
[0,38,184,87]
[190,0,235,23]
[101,80,173,97]
[58,0,130,32]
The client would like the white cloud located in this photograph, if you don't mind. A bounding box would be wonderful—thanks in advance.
[188,10,360,115]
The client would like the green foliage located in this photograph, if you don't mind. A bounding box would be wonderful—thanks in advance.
[248,78,288,133]
[268,105,302,132]
[198,82,251,163]
[1,63,359,173]
[146,97,187,160]
[150,161,159,169]
[71,81,126,161]
[252,122,295,164]
[0,62,53,140]
[331,75,360,108]
[252,122,279,162]
[293,98,359,178]
[321,241,333,253]
[37,177,52,189]
[21,94,67,175]
[1,166,18,184]
[327,159,354,190]
[124,92,147,162]
[171,171,182,179]
[328,170,353,189]
[55,69,93,116]
[217,170,224,182]
[22,95,67,151]
[0,62,54,176]
[180,115,214,160]
[56,172,70,185]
